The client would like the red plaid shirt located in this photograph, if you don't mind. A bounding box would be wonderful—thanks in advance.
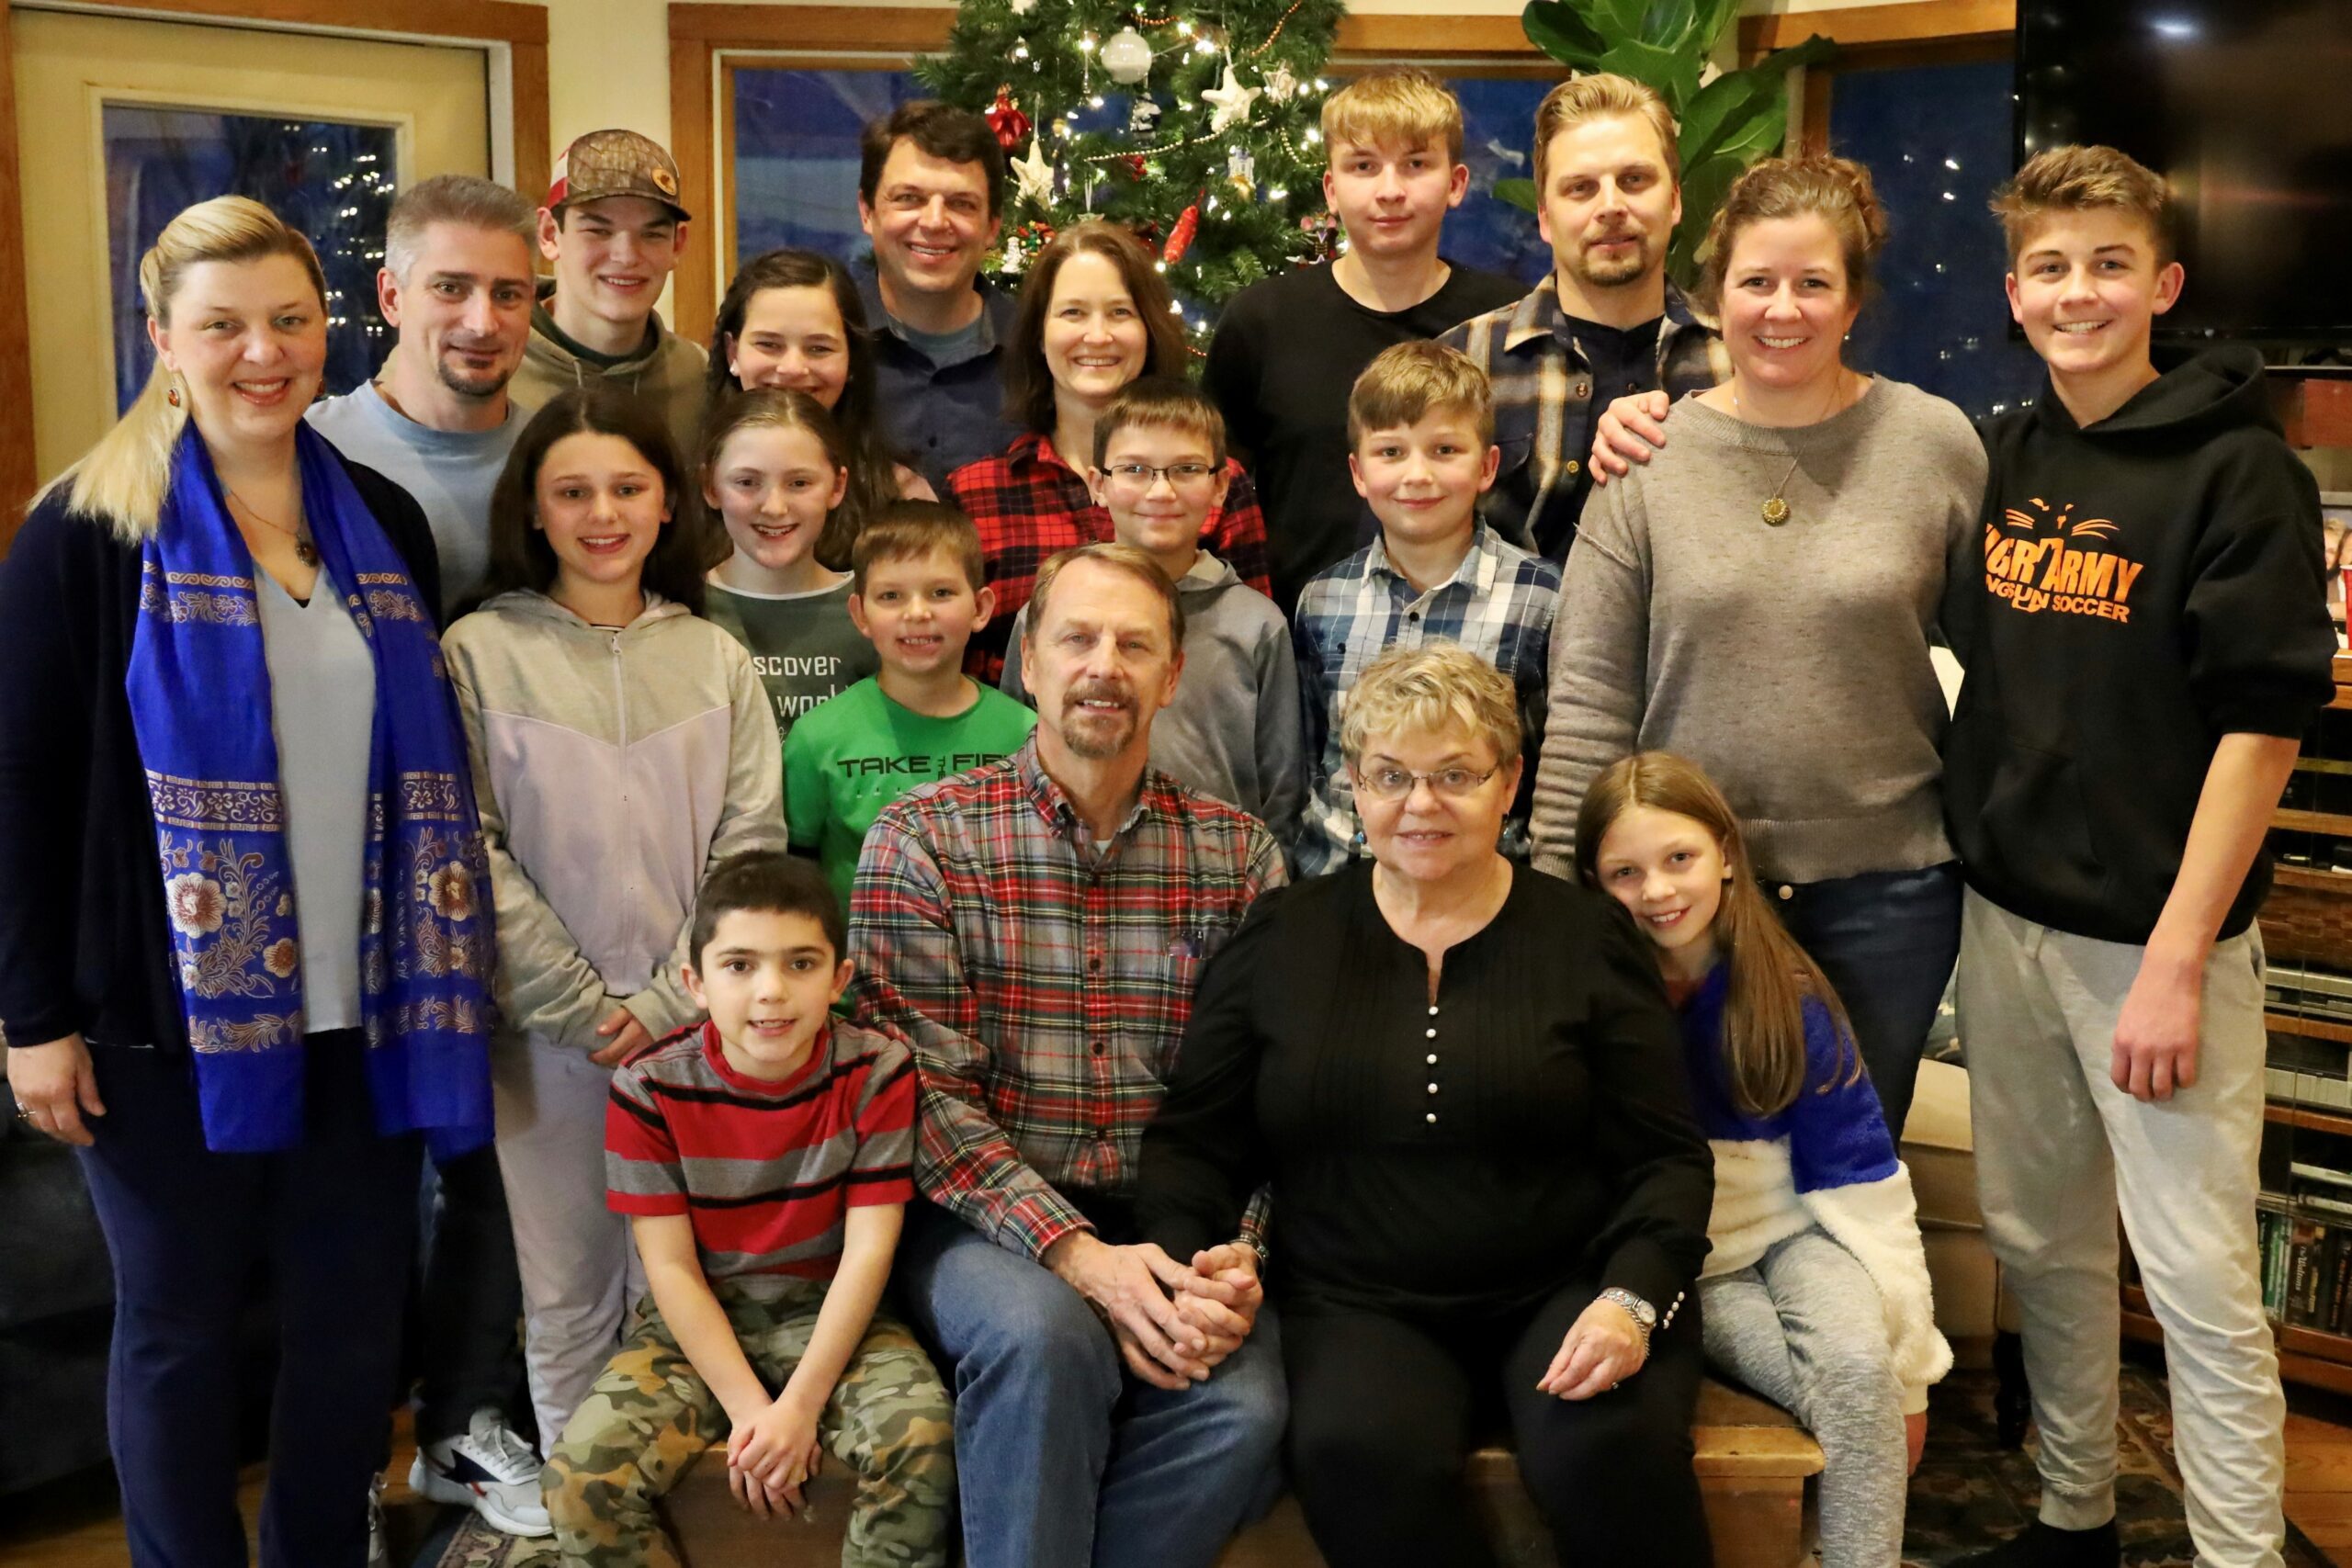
[945,432,1274,684]
[847,735,1285,1258]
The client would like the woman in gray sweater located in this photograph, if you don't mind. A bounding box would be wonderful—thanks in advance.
[1532,154,1985,1135]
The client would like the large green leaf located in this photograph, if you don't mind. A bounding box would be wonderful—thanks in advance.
[1598,37,1701,109]
[1494,177,1540,214]
[1520,1,1610,70]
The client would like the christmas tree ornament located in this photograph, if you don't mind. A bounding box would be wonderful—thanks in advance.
[1100,26,1152,85]
[1265,63,1299,100]
[1011,0,1035,10]
[1126,95,1161,133]
[1225,146,1256,199]
[985,85,1032,152]
[1202,62,1263,134]
[1012,134,1057,206]
[1163,199,1201,264]
[1123,152,1148,181]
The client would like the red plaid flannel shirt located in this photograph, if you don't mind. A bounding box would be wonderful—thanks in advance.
[945,432,1273,683]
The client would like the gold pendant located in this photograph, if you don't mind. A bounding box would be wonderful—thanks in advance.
[295,539,320,566]
[1761,496,1792,526]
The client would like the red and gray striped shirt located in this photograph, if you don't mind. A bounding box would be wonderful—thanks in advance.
[849,734,1285,1259]
[604,1019,917,1280]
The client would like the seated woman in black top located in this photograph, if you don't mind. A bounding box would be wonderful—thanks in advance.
[1136,641,1715,1568]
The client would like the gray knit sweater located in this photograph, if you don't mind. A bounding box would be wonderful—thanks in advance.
[1531,377,1986,884]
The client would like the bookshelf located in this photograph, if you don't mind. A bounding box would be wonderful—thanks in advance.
[2147,651,2352,1390]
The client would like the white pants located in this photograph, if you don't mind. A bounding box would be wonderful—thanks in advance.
[1960,888,2284,1568]
[492,1035,645,1453]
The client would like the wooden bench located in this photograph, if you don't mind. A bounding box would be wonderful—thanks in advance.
[657,1376,1825,1568]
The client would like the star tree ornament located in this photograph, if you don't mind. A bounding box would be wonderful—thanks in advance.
[1012,134,1057,208]
[1202,62,1262,134]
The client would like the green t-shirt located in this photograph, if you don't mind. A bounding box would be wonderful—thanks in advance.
[704,576,880,742]
[784,677,1038,910]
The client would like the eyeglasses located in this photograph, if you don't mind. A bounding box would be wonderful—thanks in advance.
[1099,461,1220,490]
[1351,763,1501,800]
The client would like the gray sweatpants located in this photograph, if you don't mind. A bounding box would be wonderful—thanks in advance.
[1960,888,2283,1568]
[1702,1227,1907,1568]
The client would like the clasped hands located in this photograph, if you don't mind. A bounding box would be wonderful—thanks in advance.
[722,1386,827,1520]
[1045,1232,1265,1392]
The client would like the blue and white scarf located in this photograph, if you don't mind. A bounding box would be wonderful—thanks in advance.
[127,424,496,1156]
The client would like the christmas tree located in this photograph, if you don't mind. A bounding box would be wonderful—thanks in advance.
[918,0,1350,341]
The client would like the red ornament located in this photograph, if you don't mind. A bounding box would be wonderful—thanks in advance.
[1162,200,1200,265]
[1123,153,1148,182]
[985,85,1032,152]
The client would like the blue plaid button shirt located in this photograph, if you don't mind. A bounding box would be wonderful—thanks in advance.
[1441,276,1722,561]
[1291,524,1561,875]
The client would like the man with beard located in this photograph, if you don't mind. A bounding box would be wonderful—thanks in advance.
[306,175,552,1542]
[1441,74,1723,562]
[848,543,1290,1568]
[310,175,536,615]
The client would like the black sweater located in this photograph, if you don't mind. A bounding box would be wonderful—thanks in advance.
[1941,346,2337,945]
[0,458,440,1053]
[1135,862,1713,1319]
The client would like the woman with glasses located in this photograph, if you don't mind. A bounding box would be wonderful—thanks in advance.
[1131,641,1716,1568]
[944,220,1272,683]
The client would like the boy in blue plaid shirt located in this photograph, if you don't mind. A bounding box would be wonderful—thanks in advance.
[1291,342,1560,875]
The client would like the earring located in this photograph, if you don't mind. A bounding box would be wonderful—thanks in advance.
[165,381,181,408]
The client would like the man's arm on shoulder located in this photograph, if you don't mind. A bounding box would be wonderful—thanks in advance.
[846,805,1094,1258]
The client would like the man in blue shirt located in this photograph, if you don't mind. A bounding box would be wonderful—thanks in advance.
[855,101,1021,490]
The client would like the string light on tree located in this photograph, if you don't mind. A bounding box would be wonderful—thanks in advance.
[922,0,1344,337]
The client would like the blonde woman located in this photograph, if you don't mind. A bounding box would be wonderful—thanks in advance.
[1136,643,1714,1568]
[0,197,494,1567]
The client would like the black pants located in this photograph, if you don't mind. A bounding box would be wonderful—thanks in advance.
[1283,1280,1712,1568]
[414,1143,526,1443]
[76,1035,421,1568]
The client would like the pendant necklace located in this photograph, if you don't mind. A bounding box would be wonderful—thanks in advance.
[226,486,318,566]
[1732,370,1853,527]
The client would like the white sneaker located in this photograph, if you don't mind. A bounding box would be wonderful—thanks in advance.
[367,1472,391,1568]
[408,1406,553,1538]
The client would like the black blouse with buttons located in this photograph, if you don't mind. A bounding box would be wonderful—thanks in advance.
[1136,861,1713,1320]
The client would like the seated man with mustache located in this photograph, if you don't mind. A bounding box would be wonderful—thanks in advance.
[1440,73,1724,564]
[847,542,1289,1568]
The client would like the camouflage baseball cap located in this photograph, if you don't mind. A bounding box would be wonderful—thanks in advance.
[546,129,690,220]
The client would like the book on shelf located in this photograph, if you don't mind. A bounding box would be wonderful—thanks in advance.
[2256,1192,2352,1333]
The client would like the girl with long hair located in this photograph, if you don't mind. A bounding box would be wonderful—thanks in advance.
[1579,750,1950,1568]
[444,384,785,1450]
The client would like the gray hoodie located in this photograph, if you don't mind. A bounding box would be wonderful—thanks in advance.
[508,281,708,464]
[1002,551,1305,845]
[442,590,785,1050]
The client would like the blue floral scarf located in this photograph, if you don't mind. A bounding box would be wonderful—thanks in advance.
[126,424,495,1156]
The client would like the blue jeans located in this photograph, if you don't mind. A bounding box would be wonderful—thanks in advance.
[1772,862,1962,1138]
[896,1201,1287,1568]
[76,1034,421,1568]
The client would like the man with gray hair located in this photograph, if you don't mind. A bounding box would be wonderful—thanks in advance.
[307,174,550,1542]
[309,172,537,615]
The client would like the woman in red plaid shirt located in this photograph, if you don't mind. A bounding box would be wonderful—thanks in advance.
[945,220,1272,683]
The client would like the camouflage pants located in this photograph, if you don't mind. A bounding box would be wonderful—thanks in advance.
[542,1280,956,1568]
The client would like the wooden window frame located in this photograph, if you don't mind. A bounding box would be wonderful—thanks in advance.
[0,0,553,535]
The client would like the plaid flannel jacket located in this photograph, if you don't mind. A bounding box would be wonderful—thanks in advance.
[1440,276,1721,560]
[1292,525,1561,877]
[847,735,1286,1258]
[946,432,1273,683]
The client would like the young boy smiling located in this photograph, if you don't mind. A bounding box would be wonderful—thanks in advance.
[1293,342,1559,875]
[543,850,955,1566]
[1000,378,1303,842]
[1942,146,2336,1568]
[785,502,1035,910]
[1206,68,1521,610]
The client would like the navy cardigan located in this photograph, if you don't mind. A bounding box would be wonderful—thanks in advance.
[0,456,440,1054]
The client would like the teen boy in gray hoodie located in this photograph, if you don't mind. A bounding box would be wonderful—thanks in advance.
[1001,380,1304,848]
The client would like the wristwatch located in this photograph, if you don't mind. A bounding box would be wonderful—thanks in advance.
[1598,1287,1657,1353]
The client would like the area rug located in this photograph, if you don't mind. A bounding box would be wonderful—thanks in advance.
[423,1365,2333,1566]
[1904,1364,2330,1566]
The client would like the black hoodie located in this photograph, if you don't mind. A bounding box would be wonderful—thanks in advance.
[1941,344,2336,946]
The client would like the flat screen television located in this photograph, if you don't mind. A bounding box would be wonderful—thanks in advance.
[2014,0,2352,344]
